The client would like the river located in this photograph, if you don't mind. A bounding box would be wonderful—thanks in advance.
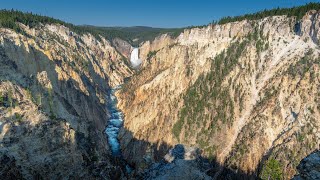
[105,86,133,173]
[105,85,123,156]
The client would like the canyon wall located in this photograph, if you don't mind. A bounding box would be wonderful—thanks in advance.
[117,10,320,178]
[0,23,132,179]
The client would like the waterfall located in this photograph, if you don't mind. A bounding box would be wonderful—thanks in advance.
[130,48,142,68]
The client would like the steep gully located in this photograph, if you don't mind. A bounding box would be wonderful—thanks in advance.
[104,48,139,172]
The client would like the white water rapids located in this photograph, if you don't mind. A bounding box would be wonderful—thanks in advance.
[105,86,133,173]
[105,86,123,156]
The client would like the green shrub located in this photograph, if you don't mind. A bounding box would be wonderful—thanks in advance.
[14,112,23,122]
[308,107,314,114]
[147,50,158,61]
[172,119,184,141]
[297,133,305,142]
[35,93,42,107]
[260,158,283,180]
[7,91,12,107]
[0,93,4,106]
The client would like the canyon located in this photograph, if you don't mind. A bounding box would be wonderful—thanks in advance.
[0,4,319,180]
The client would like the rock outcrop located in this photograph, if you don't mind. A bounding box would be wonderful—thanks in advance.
[112,37,133,59]
[141,144,213,180]
[293,150,320,180]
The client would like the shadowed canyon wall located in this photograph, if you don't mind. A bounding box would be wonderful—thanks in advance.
[0,23,133,179]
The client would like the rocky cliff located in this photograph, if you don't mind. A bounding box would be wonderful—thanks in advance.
[117,10,320,179]
[293,150,320,180]
[0,22,133,179]
[141,144,212,179]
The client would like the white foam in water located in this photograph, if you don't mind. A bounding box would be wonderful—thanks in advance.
[109,119,123,127]
[105,86,134,173]
[105,87,134,174]
[110,94,116,102]
[130,48,142,68]
[111,112,123,118]
[105,87,125,157]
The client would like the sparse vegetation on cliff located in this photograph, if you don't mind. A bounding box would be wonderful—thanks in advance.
[146,50,159,62]
[0,92,4,106]
[260,158,283,180]
[287,49,318,78]
[173,39,248,144]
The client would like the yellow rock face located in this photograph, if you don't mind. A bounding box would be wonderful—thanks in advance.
[118,11,320,178]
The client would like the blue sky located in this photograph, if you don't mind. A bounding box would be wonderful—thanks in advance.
[0,0,319,27]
